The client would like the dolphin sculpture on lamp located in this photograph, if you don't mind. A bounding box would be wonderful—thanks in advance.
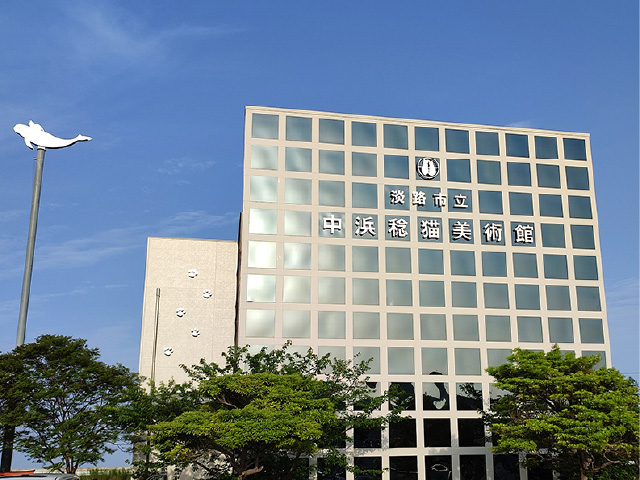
[13,120,91,150]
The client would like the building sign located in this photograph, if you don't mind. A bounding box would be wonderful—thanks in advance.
[416,157,439,180]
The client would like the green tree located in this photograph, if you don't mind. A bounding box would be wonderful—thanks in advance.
[143,344,390,480]
[0,350,27,472]
[2,335,138,474]
[483,347,639,480]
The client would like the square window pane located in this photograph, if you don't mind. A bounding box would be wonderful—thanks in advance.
[318,311,346,338]
[513,253,538,278]
[539,194,563,217]
[415,126,439,151]
[286,116,311,141]
[509,192,533,216]
[541,223,566,248]
[387,313,413,340]
[511,221,536,246]
[285,178,311,204]
[354,347,380,374]
[354,426,381,448]
[476,131,499,156]
[318,244,345,271]
[246,274,276,302]
[460,456,486,479]
[493,456,520,479]
[478,190,503,214]
[248,241,276,268]
[452,281,477,308]
[566,166,590,190]
[352,152,377,176]
[543,254,568,279]
[486,315,511,341]
[352,182,378,208]
[451,250,476,276]
[546,285,571,310]
[284,210,311,236]
[249,208,277,234]
[282,310,310,338]
[486,349,509,369]
[579,318,604,343]
[548,317,574,343]
[418,249,444,274]
[419,281,445,307]
[445,129,469,153]
[283,275,310,303]
[515,284,540,310]
[568,196,592,219]
[353,312,380,339]
[455,348,481,375]
[384,124,408,149]
[535,136,558,159]
[389,347,414,374]
[250,144,278,170]
[319,211,345,237]
[477,159,501,184]
[571,225,595,249]
[319,118,344,144]
[537,164,561,187]
[425,457,452,477]
[319,150,345,174]
[386,247,412,273]
[456,382,482,410]
[450,189,473,214]
[506,133,529,157]
[423,420,451,448]
[574,255,598,280]
[353,246,379,272]
[252,113,278,139]
[482,251,507,277]
[319,277,345,304]
[354,457,381,476]
[353,278,379,305]
[423,382,450,410]
[458,418,485,447]
[250,176,277,202]
[245,309,275,337]
[285,147,311,172]
[386,279,413,306]
[453,315,479,341]
[517,316,543,342]
[319,180,345,206]
[447,158,471,182]
[564,138,587,160]
[422,347,448,375]
[420,314,447,340]
[318,345,345,361]
[581,351,606,369]
[507,162,531,186]
[386,185,411,210]
[576,286,601,311]
[352,121,377,147]
[483,283,510,309]
[384,155,409,179]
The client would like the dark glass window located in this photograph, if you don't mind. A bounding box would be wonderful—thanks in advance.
[418,249,444,274]
[423,419,451,447]
[477,159,501,184]
[509,192,533,216]
[571,225,595,249]
[507,162,531,186]
[319,118,344,144]
[450,250,476,276]
[539,194,563,217]
[574,255,598,280]
[415,126,439,151]
[506,133,529,157]
[456,382,482,410]
[389,418,416,447]
[579,318,604,343]
[541,224,566,248]
[384,124,408,149]
[384,155,409,179]
[389,456,418,480]
[568,196,592,219]
[543,254,568,279]
[458,418,485,446]
[483,283,509,309]
[389,382,416,411]
[546,285,571,311]
[451,282,477,308]
[564,138,587,160]
[576,286,601,311]
[478,190,503,214]
[566,166,590,190]
[517,316,543,342]
[352,152,377,176]
[352,121,376,146]
[493,455,520,480]
[548,317,574,343]
[423,382,449,410]
[354,458,381,480]
[317,458,345,480]
[482,251,507,277]
[513,253,538,278]
[425,457,452,479]
[536,164,561,187]
[447,158,471,182]
[252,113,278,139]
[460,455,486,480]
[319,150,345,174]
[354,426,381,448]
[535,136,558,159]
[476,131,499,156]
[445,128,469,153]
[515,284,540,310]
[286,116,311,141]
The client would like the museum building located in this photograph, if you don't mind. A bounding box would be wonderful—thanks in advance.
[139,107,611,480]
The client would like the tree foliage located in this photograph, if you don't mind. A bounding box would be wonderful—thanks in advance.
[128,344,391,480]
[0,335,138,473]
[484,347,639,480]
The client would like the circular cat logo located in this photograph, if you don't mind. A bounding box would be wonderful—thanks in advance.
[416,157,440,180]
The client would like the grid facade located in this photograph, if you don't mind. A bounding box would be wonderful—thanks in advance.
[238,106,610,480]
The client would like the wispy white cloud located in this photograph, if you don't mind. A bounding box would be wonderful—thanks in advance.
[506,120,535,128]
[605,276,639,322]
[157,157,216,175]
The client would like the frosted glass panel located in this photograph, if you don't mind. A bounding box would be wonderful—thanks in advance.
[454,348,481,375]
[245,309,275,337]
[420,314,447,340]
[387,313,413,340]
[249,209,277,235]
[318,311,346,339]
[353,312,380,339]
[353,278,379,305]
[283,276,310,303]
[284,243,310,269]
[250,176,277,202]
[422,348,448,375]
[318,277,345,304]
[388,347,414,374]
[246,274,275,302]
[353,346,380,374]
[453,315,479,341]
[248,241,276,268]
[318,244,345,271]
[282,310,310,338]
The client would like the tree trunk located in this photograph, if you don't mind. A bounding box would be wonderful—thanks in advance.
[0,426,15,472]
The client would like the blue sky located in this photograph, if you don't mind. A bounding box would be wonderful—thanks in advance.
[1,1,638,468]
